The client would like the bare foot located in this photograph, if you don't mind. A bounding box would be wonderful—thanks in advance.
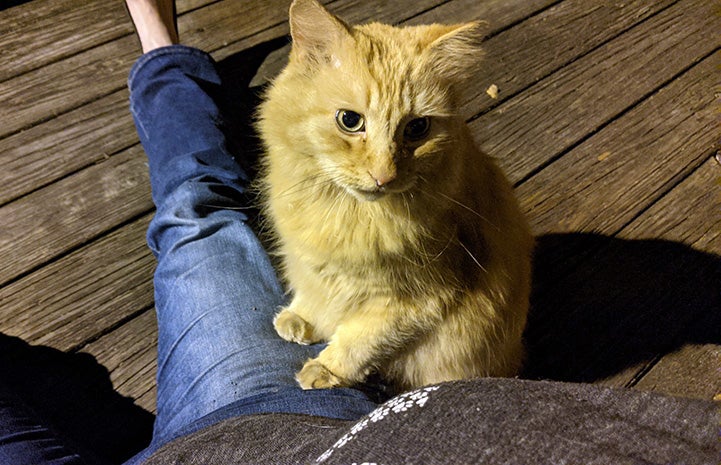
[126,0,179,53]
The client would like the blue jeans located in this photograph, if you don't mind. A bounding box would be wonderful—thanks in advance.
[125,46,378,463]
[0,46,377,465]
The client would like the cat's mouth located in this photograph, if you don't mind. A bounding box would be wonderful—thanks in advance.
[347,181,415,202]
[348,187,387,202]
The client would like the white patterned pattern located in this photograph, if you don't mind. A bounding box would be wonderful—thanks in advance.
[315,386,441,463]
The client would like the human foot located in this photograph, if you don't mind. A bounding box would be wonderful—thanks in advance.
[125,0,179,53]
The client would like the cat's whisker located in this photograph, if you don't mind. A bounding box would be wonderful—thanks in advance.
[457,239,488,274]
[416,180,499,232]
[438,192,499,231]
[273,176,328,199]
[320,185,347,227]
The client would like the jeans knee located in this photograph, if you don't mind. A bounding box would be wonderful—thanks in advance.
[147,178,249,256]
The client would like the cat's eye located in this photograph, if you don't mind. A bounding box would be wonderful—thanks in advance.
[335,110,365,133]
[403,117,431,141]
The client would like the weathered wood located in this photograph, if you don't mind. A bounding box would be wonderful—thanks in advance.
[0,145,153,286]
[619,157,721,254]
[0,35,138,139]
[0,0,451,204]
[0,0,214,82]
[517,53,720,386]
[0,0,719,438]
[633,344,721,401]
[0,0,131,81]
[0,214,154,351]
[474,0,721,185]
[0,0,302,139]
[0,89,136,205]
[80,309,158,413]
[613,157,721,399]
[0,0,673,208]
[516,51,720,236]
[412,0,681,122]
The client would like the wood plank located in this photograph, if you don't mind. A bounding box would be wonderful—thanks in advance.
[419,0,678,119]
[473,0,721,185]
[0,0,131,81]
[0,34,138,139]
[525,230,721,387]
[0,89,136,205]
[619,157,721,254]
[613,158,721,399]
[515,52,720,236]
[519,53,720,386]
[1,0,669,206]
[633,344,721,401]
[0,146,153,286]
[0,0,305,139]
[0,0,214,82]
[80,309,158,413]
[0,215,155,351]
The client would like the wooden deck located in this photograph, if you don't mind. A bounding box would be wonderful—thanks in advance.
[1,0,719,462]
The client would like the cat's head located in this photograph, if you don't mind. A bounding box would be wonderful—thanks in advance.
[260,0,484,202]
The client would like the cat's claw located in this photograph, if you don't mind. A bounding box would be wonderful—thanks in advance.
[296,359,345,389]
[273,309,318,345]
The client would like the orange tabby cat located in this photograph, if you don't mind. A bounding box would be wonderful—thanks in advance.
[257,0,533,391]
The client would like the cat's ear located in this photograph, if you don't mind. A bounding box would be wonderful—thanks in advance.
[426,22,486,85]
[288,0,353,66]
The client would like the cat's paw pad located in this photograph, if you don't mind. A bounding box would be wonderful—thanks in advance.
[296,359,345,390]
[273,310,316,345]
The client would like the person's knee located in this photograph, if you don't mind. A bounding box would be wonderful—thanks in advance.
[147,177,248,256]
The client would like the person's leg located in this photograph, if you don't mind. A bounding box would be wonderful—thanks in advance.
[125,0,178,53]
[125,0,378,459]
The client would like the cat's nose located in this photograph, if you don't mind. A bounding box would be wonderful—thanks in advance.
[368,168,397,188]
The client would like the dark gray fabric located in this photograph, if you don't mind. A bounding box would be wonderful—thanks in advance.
[144,414,349,464]
[145,378,720,465]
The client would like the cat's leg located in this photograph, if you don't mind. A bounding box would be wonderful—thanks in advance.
[295,298,443,389]
[273,296,323,345]
[273,262,340,345]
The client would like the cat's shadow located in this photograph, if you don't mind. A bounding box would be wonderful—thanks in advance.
[523,233,721,383]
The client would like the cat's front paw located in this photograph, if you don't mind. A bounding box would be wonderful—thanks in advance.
[273,309,317,345]
[296,359,346,390]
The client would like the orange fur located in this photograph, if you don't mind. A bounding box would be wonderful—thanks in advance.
[256,0,533,391]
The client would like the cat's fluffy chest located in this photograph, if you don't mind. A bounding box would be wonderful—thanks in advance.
[269,176,478,300]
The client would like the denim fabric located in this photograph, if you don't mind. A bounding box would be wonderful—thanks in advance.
[124,46,378,464]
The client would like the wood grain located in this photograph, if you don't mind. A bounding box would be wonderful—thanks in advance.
[1,0,719,423]
[634,344,721,401]
[0,89,136,205]
[474,0,721,185]
[620,157,721,254]
[617,157,721,399]
[515,51,720,236]
[0,146,153,286]
[0,0,132,81]
[517,51,721,388]
[0,0,223,82]
[80,309,158,413]
[0,215,154,351]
